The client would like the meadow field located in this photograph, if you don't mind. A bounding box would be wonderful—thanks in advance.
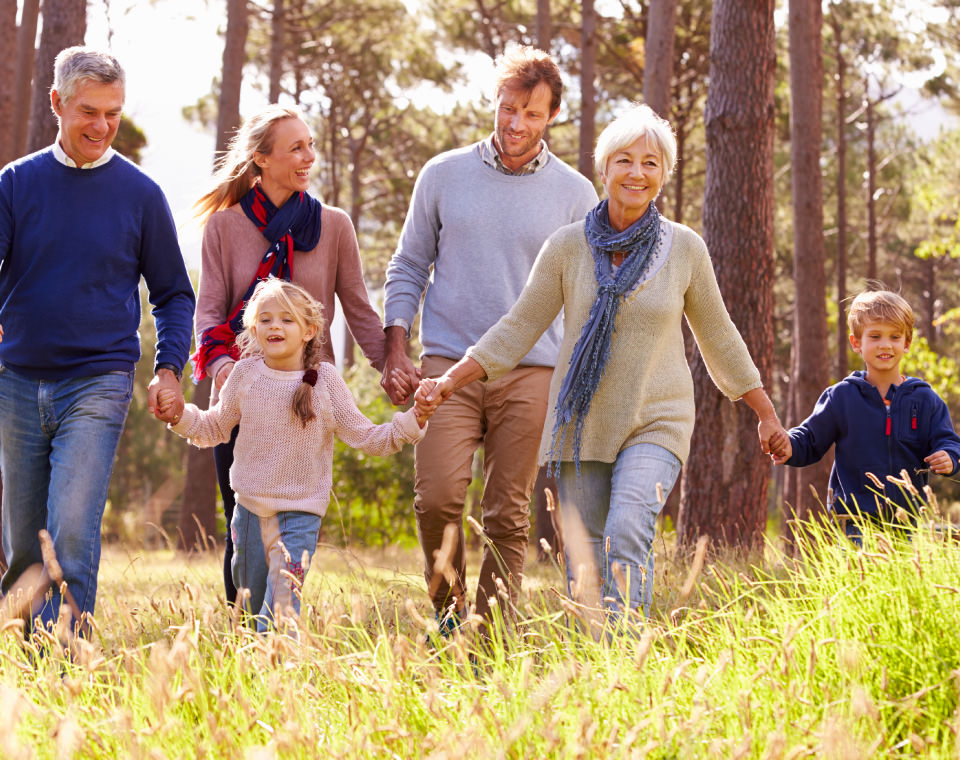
[1,518,959,759]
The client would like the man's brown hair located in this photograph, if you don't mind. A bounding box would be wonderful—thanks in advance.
[494,45,562,115]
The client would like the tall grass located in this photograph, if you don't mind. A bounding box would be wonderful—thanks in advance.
[1,519,959,758]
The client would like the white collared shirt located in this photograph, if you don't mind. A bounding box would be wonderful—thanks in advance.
[52,138,115,169]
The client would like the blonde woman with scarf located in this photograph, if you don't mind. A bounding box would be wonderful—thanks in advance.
[418,105,788,620]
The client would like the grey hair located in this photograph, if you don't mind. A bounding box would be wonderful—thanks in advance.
[52,46,125,103]
[594,103,677,181]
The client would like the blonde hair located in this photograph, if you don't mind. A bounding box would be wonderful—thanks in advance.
[194,104,304,221]
[847,289,914,344]
[236,278,326,427]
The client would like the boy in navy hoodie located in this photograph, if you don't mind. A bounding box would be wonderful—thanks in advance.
[781,290,960,539]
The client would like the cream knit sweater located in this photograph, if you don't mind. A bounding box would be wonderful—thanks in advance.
[466,219,762,465]
[170,358,424,517]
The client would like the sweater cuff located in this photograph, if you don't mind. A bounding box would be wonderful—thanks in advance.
[168,404,197,436]
[396,408,427,443]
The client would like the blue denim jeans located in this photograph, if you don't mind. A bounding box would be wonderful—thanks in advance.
[557,443,681,617]
[0,363,133,631]
[231,504,321,633]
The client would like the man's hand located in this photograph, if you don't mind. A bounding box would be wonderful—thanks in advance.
[148,369,184,424]
[381,325,421,405]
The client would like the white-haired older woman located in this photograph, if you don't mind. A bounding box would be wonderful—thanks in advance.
[418,104,787,618]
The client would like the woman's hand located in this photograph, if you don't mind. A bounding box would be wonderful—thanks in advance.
[214,361,235,390]
[741,388,791,465]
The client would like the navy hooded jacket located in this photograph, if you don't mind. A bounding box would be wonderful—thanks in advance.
[786,371,960,516]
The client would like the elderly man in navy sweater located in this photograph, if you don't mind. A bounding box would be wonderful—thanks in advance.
[0,47,195,635]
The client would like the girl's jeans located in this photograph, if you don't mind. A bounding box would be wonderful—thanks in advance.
[231,504,321,633]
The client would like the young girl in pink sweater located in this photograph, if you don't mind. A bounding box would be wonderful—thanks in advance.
[159,278,430,632]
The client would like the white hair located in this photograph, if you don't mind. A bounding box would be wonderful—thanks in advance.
[594,104,677,180]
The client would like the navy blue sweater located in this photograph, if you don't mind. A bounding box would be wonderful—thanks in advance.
[0,149,195,379]
[786,371,960,516]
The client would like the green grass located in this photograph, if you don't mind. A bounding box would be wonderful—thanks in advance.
[2,519,960,758]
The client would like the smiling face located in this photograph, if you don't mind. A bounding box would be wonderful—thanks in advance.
[600,134,665,231]
[251,296,317,371]
[849,320,910,384]
[51,79,124,166]
[255,117,316,208]
[493,81,558,172]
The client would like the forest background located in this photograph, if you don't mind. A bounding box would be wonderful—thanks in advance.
[2,0,960,559]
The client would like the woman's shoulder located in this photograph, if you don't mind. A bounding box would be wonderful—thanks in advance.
[547,218,588,247]
[663,219,706,250]
[319,202,352,226]
[206,204,254,234]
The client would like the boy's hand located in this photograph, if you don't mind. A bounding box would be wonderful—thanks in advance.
[924,450,955,475]
[767,429,792,465]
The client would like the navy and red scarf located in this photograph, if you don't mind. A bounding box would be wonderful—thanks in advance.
[191,184,323,381]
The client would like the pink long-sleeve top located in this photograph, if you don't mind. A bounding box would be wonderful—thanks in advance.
[170,358,424,518]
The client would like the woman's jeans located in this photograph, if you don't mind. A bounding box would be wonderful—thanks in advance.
[557,443,681,618]
[231,504,321,633]
[213,426,240,604]
[0,363,133,632]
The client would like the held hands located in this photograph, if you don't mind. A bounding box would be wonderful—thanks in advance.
[412,374,457,427]
[759,417,792,465]
[148,369,184,424]
[156,389,181,424]
[924,449,955,475]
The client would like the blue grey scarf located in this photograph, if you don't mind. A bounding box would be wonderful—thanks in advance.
[549,199,662,474]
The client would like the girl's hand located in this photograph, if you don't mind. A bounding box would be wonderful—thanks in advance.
[215,361,235,390]
[156,388,178,417]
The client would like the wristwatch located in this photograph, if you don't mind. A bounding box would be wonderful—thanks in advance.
[156,362,183,381]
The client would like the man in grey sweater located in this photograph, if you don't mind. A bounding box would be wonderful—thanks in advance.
[383,45,598,627]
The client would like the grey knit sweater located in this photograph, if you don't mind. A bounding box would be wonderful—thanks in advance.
[467,219,763,465]
[384,142,598,365]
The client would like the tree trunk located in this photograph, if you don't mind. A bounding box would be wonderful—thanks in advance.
[786,0,831,535]
[832,13,848,379]
[578,0,596,182]
[269,0,285,103]
[865,78,877,283]
[27,0,87,154]
[678,0,776,550]
[13,0,40,158]
[178,378,219,552]
[0,0,18,166]
[643,0,677,119]
[536,0,551,52]
[216,0,249,163]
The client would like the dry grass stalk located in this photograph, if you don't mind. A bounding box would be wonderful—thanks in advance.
[428,523,459,597]
[680,535,709,600]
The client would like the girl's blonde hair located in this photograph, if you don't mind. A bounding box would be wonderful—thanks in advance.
[194,104,305,221]
[236,278,326,427]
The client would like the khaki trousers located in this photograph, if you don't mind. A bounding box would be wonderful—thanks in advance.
[415,355,552,619]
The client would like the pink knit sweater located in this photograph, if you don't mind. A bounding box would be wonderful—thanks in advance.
[196,203,386,400]
[171,358,424,518]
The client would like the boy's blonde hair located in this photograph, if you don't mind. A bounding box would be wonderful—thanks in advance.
[847,289,914,344]
[236,278,326,427]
